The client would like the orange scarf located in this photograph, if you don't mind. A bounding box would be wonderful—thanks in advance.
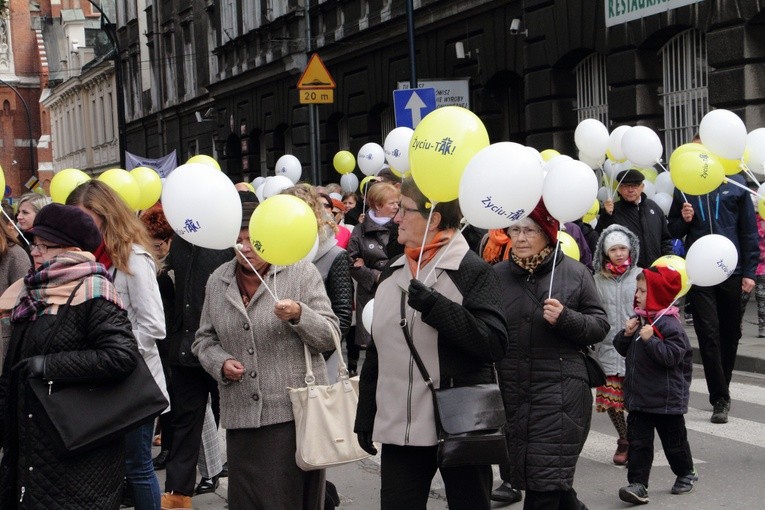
[482,229,512,264]
[405,230,453,276]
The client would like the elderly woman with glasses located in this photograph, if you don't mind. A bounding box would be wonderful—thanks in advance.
[354,177,508,509]
[493,199,609,510]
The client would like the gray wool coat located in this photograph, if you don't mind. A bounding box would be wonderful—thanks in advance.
[192,259,340,430]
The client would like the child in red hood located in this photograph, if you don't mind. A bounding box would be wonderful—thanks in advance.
[613,265,697,505]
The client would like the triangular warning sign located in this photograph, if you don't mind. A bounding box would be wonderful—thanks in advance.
[297,54,336,89]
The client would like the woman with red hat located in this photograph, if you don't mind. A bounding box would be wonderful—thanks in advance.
[493,199,609,509]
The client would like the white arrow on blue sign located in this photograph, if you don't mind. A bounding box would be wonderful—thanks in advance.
[393,88,437,129]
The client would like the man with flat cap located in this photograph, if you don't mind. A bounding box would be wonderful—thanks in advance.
[597,168,674,268]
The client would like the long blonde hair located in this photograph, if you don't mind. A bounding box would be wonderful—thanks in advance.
[66,180,159,274]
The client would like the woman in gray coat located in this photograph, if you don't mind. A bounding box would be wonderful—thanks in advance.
[192,199,340,510]
[493,200,609,510]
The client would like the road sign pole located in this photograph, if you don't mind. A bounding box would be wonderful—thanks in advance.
[305,1,319,184]
[406,0,417,88]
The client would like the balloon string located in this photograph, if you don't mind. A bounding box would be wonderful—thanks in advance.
[611,171,629,202]
[741,162,761,187]
[656,160,688,203]
[415,204,437,281]
[1,210,29,246]
[234,246,278,302]
[422,223,469,284]
[724,177,765,201]
[641,296,680,335]
[547,228,562,299]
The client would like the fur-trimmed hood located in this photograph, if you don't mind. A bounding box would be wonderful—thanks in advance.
[593,224,641,272]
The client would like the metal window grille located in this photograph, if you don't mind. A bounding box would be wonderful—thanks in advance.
[339,117,349,149]
[660,29,708,159]
[380,108,394,144]
[574,53,609,124]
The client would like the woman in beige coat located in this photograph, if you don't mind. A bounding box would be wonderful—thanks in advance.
[192,199,340,510]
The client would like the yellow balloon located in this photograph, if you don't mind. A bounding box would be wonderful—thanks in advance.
[669,146,724,196]
[582,199,600,223]
[540,149,560,162]
[130,166,163,210]
[99,168,142,211]
[50,168,91,204]
[606,149,627,163]
[248,195,318,266]
[409,106,489,203]
[652,255,690,298]
[718,156,743,176]
[558,231,580,261]
[0,164,5,197]
[187,155,221,171]
[333,151,356,175]
[758,198,765,221]
[638,167,657,182]
[359,175,377,195]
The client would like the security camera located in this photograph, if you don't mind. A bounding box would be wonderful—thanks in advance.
[509,19,521,35]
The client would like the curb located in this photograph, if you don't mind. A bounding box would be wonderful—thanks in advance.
[691,348,765,376]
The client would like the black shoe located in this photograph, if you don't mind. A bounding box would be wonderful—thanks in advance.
[219,462,228,478]
[671,469,698,494]
[711,399,730,424]
[619,483,649,505]
[491,482,523,504]
[195,475,220,495]
[152,450,169,470]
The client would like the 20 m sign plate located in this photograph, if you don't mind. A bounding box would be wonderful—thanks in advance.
[300,89,334,104]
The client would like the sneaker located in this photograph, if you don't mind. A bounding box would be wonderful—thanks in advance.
[490,481,523,504]
[619,483,649,505]
[711,399,730,424]
[160,492,192,510]
[671,469,699,494]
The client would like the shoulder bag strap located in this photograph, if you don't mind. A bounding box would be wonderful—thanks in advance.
[39,279,86,355]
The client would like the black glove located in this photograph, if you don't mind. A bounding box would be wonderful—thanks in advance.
[407,279,439,314]
[356,431,378,455]
[12,355,46,379]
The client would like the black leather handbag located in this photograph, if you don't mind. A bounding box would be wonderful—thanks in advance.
[582,347,607,388]
[27,282,168,456]
[399,293,509,467]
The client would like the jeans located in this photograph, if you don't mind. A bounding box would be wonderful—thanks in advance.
[125,422,162,510]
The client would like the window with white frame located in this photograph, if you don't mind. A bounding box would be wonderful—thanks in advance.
[242,0,260,31]
[221,0,238,42]
[659,29,708,159]
[574,53,609,125]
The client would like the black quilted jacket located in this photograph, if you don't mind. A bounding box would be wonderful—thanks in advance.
[0,298,139,510]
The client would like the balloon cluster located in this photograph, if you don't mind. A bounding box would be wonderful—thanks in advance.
[50,166,162,211]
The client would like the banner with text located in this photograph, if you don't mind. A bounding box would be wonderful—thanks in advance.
[606,0,703,27]
[396,79,471,109]
[125,149,178,178]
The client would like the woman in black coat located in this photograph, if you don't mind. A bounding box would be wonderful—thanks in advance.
[493,200,609,510]
[0,204,140,510]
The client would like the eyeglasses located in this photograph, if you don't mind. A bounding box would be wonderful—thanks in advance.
[29,243,63,254]
[508,226,543,238]
[618,182,642,189]
[323,203,333,210]
[152,239,167,250]
[395,205,421,219]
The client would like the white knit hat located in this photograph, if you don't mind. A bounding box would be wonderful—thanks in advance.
[603,231,630,253]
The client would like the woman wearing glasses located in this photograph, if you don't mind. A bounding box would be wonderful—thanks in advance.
[492,199,609,510]
[67,181,168,510]
[354,177,508,509]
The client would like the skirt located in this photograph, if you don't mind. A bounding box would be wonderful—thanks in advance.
[595,375,625,412]
[226,422,326,510]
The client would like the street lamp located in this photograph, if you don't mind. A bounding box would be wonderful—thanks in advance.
[0,76,36,180]
[85,1,126,169]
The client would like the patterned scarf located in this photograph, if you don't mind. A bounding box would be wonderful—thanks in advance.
[482,229,512,264]
[511,246,553,274]
[605,257,632,276]
[405,229,454,276]
[0,252,122,323]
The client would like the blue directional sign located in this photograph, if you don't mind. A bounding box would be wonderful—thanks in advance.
[393,88,437,129]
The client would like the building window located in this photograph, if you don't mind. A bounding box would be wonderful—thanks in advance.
[339,117,349,149]
[181,23,196,100]
[130,51,141,116]
[659,29,708,159]
[163,31,176,105]
[243,0,260,31]
[264,0,287,22]
[574,53,609,124]
[221,0,238,42]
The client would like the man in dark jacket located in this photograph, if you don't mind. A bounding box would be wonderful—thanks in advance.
[667,174,758,424]
[598,169,674,268]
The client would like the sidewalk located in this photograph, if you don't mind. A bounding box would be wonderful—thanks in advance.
[685,297,765,374]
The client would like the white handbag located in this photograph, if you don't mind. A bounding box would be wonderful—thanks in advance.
[287,326,372,471]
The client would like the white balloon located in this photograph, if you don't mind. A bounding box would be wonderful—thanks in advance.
[578,151,605,170]
[608,126,631,161]
[274,154,302,184]
[603,159,619,181]
[543,155,573,174]
[357,143,386,176]
[362,299,374,334]
[384,127,414,174]
[642,180,656,198]
[458,143,545,229]
[255,182,265,203]
[746,128,765,178]
[252,176,266,189]
[575,118,610,159]
[597,186,611,203]
[340,173,359,193]
[655,171,675,196]
[699,109,747,160]
[161,163,242,250]
[621,126,663,167]
[685,234,738,287]
[652,192,673,216]
[543,160,599,223]
[262,175,294,199]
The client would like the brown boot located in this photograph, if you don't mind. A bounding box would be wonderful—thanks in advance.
[613,438,629,466]
[161,492,192,510]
